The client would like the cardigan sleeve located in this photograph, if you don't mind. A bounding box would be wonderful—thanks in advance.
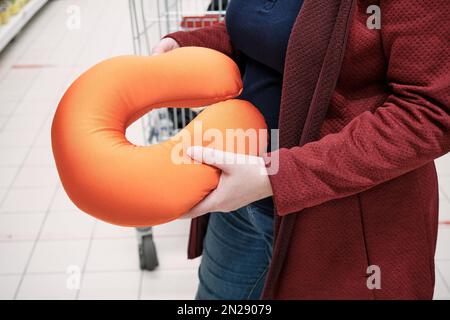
[266,0,450,216]
[164,21,239,61]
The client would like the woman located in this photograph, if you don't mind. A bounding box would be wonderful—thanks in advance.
[153,0,450,299]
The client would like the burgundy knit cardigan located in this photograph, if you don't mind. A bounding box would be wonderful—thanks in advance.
[167,0,450,299]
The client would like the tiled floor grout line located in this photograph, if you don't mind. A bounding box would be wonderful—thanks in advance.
[0,235,187,243]
[1,268,198,281]
[138,270,144,300]
[0,185,60,192]
[0,131,53,211]
[0,164,56,169]
[0,112,59,207]
[12,184,59,299]
[28,267,198,275]
[0,233,188,243]
[75,220,97,300]
[436,265,450,294]
[0,73,43,132]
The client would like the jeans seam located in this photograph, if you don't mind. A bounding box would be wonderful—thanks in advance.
[246,265,270,300]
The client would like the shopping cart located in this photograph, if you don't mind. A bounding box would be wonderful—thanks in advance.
[128,0,228,271]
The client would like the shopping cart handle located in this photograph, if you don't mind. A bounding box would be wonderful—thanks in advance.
[52,47,267,227]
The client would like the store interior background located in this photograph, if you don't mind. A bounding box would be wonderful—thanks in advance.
[0,0,449,299]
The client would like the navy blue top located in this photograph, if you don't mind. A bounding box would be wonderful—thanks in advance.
[226,0,303,209]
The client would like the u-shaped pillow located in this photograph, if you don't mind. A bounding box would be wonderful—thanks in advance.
[52,47,267,227]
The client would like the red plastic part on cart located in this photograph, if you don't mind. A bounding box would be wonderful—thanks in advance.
[180,14,222,29]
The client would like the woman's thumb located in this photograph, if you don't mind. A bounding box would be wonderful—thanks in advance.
[152,38,179,56]
[151,45,166,56]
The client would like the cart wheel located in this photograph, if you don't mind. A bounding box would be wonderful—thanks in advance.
[139,235,159,271]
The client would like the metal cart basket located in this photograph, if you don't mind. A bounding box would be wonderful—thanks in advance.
[128,0,228,270]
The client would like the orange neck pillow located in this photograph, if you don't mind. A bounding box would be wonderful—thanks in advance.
[52,47,267,227]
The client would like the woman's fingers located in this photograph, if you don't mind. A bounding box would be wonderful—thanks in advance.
[187,146,226,169]
[182,147,272,219]
[187,146,242,172]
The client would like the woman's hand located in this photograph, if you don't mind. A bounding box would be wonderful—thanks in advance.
[151,38,180,55]
[182,146,273,219]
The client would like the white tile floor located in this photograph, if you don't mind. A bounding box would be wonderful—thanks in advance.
[0,0,448,300]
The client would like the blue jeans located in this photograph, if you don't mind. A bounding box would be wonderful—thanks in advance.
[195,204,275,300]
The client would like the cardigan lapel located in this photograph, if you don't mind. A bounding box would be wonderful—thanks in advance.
[278,0,355,148]
[264,0,356,299]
